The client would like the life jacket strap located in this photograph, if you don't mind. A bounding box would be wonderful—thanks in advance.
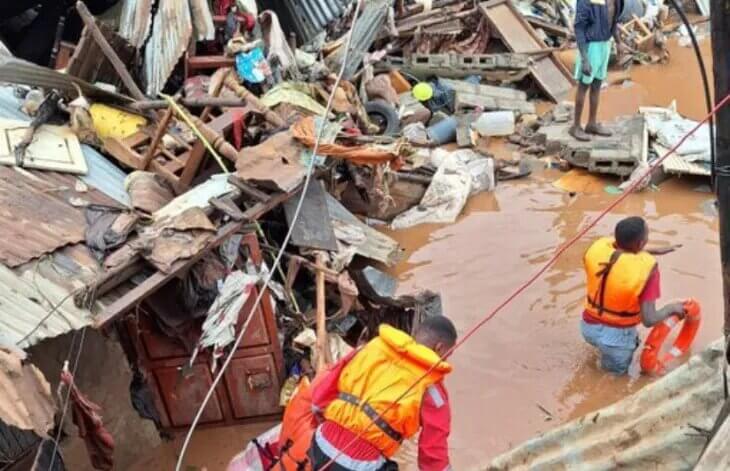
[337,392,403,444]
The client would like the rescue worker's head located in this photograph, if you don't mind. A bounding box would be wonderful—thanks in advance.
[414,315,458,358]
[615,216,648,253]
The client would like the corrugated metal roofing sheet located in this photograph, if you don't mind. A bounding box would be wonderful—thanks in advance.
[0,86,130,206]
[144,0,193,95]
[660,147,712,177]
[0,166,120,267]
[0,243,134,349]
[482,340,725,471]
[284,0,350,45]
[119,0,153,49]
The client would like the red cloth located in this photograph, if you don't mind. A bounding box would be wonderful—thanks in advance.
[311,350,452,470]
[583,267,661,325]
[60,370,115,470]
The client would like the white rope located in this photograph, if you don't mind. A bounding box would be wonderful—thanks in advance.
[48,326,88,470]
[174,1,367,468]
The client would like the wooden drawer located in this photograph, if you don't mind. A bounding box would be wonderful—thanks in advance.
[224,354,282,419]
[153,364,224,427]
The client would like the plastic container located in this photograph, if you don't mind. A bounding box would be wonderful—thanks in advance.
[426,116,458,145]
[472,111,516,137]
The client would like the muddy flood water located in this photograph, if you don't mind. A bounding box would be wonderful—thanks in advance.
[131,37,720,470]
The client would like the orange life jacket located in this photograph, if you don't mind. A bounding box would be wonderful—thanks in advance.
[273,377,316,471]
[322,325,452,458]
[584,237,656,327]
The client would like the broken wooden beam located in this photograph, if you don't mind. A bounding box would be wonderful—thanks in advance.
[223,73,286,128]
[315,252,328,373]
[186,114,239,162]
[142,107,174,169]
[76,1,145,100]
[132,97,247,111]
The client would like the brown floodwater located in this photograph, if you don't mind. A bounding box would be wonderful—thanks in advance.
[382,37,720,469]
[132,37,718,470]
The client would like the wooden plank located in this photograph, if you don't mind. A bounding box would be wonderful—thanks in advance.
[526,16,573,38]
[480,0,574,102]
[103,136,147,170]
[76,1,146,100]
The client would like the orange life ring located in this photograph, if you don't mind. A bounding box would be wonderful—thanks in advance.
[640,300,701,374]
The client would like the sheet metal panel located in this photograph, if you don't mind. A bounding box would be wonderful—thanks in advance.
[119,0,153,49]
[483,340,725,471]
[285,0,350,45]
[143,0,193,95]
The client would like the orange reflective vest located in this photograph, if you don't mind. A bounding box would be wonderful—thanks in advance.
[584,237,656,327]
[323,325,452,458]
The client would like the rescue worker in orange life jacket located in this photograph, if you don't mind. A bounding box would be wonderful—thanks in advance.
[582,216,688,375]
[309,316,457,471]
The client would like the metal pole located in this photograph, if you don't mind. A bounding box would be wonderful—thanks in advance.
[714,0,730,336]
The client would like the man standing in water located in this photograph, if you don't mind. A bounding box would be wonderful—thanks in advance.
[570,0,624,141]
[581,217,689,374]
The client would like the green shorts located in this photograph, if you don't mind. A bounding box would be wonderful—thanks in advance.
[574,40,612,85]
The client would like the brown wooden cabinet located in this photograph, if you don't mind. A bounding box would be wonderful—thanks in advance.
[125,233,284,431]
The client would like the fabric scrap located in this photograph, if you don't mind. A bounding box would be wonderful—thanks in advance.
[292,117,405,166]
[60,369,114,470]
[198,270,260,364]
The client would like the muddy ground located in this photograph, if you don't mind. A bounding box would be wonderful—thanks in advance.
[131,37,720,470]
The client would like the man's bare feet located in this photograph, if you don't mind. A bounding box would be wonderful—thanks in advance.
[585,123,613,136]
[569,125,591,141]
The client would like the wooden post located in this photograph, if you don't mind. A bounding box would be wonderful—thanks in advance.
[142,107,174,169]
[315,252,328,373]
[201,69,230,122]
[711,0,730,336]
[76,1,146,100]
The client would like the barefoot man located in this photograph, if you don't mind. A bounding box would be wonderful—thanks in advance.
[571,0,624,141]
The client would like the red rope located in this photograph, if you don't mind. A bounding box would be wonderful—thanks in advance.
[316,92,730,470]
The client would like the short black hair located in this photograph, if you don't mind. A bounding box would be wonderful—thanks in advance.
[416,315,458,348]
[615,216,647,249]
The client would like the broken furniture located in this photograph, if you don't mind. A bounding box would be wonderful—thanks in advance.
[185,15,236,78]
[618,15,655,52]
[539,115,648,176]
[120,233,284,430]
[480,0,574,102]
[103,110,238,192]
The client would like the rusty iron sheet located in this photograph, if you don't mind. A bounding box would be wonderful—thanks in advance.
[236,130,307,192]
[0,350,55,436]
[144,0,193,95]
[0,167,119,267]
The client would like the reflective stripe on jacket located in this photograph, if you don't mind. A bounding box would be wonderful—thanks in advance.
[323,325,452,458]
